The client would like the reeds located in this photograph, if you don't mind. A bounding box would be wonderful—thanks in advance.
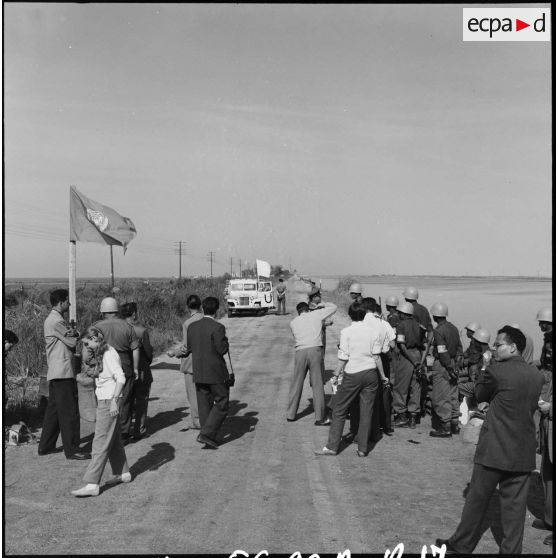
[3,277,228,418]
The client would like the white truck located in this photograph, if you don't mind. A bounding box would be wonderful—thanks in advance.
[225,278,275,317]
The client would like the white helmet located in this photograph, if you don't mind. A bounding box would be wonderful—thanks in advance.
[386,295,399,308]
[349,282,363,294]
[430,302,448,318]
[396,301,414,315]
[536,308,553,323]
[100,297,119,313]
[403,286,419,301]
[465,321,481,333]
[472,328,491,344]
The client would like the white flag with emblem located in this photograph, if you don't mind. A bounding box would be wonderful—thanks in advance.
[256,259,271,278]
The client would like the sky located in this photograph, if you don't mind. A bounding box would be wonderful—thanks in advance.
[3,3,553,279]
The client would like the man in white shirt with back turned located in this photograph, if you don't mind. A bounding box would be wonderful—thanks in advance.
[287,300,337,425]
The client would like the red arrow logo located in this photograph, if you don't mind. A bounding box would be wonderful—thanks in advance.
[516,19,530,31]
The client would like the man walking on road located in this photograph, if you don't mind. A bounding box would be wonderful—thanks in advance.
[167,294,203,430]
[437,325,544,554]
[38,289,90,460]
[287,300,337,425]
[186,296,234,448]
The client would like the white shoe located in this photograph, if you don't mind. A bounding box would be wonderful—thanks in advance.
[105,472,132,485]
[71,484,99,497]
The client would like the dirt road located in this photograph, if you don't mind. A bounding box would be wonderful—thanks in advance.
[4,289,551,555]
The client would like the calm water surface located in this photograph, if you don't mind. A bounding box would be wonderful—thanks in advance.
[360,278,552,358]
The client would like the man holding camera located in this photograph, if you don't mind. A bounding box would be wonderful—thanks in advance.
[186,296,234,449]
[38,289,89,460]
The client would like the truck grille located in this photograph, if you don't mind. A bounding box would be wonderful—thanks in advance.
[239,297,250,306]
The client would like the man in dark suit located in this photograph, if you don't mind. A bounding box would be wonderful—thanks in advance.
[186,296,233,449]
[437,325,544,554]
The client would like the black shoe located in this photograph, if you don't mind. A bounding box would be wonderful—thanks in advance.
[430,428,452,438]
[408,414,417,429]
[544,534,553,546]
[356,449,368,457]
[68,452,91,460]
[314,418,331,426]
[196,433,218,448]
[38,448,56,456]
[434,539,458,554]
[393,414,409,428]
[451,423,461,435]
[286,418,296,422]
[532,519,552,531]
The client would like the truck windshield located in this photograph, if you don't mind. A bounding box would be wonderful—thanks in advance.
[231,283,256,291]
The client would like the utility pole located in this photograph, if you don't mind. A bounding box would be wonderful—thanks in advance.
[238,258,242,277]
[173,241,187,280]
[230,256,233,277]
[207,251,215,278]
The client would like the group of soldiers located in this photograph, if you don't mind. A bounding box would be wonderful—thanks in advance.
[343,282,553,439]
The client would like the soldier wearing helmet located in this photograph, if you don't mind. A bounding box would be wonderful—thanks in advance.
[404,287,433,418]
[94,297,140,442]
[536,308,553,371]
[385,295,400,330]
[461,321,482,376]
[429,302,463,438]
[392,301,423,428]
[458,328,491,418]
[403,286,433,342]
[349,282,363,303]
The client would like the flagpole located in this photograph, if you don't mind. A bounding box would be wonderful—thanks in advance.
[69,241,77,323]
[110,245,115,289]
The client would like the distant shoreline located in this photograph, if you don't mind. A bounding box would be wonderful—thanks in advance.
[4,274,552,289]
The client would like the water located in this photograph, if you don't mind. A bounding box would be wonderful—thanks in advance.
[358,277,552,358]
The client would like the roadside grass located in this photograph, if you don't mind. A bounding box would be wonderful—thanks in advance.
[3,276,228,422]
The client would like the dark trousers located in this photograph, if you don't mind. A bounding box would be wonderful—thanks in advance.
[39,378,81,458]
[277,297,286,315]
[379,382,393,432]
[119,375,136,436]
[132,375,152,437]
[448,463,531,554]
[196,382,230,440]
[327,368,378,454]
[392,349,421,415]
[540,420,554,527]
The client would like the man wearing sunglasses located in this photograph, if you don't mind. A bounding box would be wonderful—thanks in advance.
[437,325,544,554]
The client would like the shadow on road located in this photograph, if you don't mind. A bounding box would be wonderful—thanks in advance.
[147,407,189,436]
[151,361,181,371]
[130,442,176,476]
[218,400,258,445]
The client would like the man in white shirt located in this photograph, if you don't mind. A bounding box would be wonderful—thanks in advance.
[363,297,396,437]
[287,301,337,425]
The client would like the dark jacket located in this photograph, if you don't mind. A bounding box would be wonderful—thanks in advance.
[186,317,229,384]
[474,356,544,472]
